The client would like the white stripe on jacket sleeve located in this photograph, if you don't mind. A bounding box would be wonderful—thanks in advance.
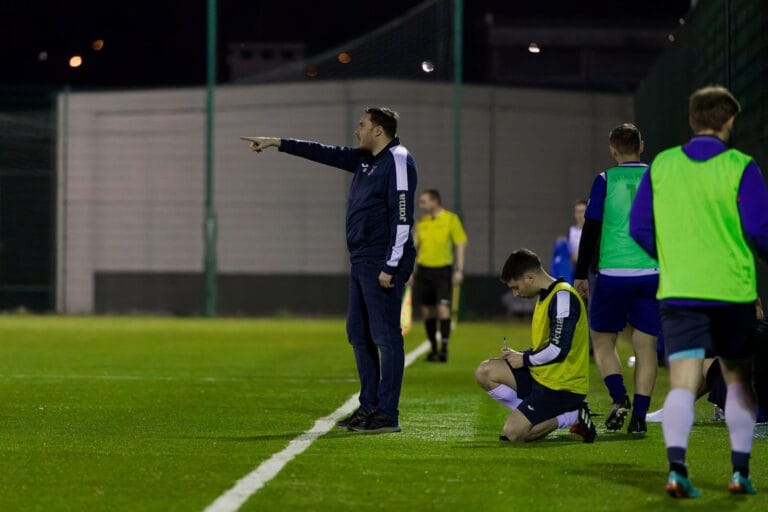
[386,145,411,267]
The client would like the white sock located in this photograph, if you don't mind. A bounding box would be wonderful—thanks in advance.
[556,410,578,429]
[662,388,695,450]
[646,408,664,423]
[725,382,756,454]
[488,384,522,411]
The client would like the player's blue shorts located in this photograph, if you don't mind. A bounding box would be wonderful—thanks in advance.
[660,301,755,361]
[505,363,585,425]
[589,273,661,336]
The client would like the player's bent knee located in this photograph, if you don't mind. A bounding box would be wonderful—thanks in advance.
[502,423,527,443]
[474,360,493,388]
[502,410,532,443]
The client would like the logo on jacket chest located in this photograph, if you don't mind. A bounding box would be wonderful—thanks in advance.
[360,163,378,176]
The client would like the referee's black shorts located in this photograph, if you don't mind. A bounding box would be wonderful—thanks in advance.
[414,265,453,307]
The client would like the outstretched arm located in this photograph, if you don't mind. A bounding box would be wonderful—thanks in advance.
[240,136,362,173]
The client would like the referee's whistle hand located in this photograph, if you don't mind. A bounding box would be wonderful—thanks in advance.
[379,271,394,288]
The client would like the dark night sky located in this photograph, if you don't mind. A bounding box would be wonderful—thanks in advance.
[0,0,691,88]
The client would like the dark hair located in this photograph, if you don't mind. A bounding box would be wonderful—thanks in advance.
[421,189,442,204]
[609,123,642,155]
[689,85,741,132]
[574,199,587,207]
[500,248,541,282]
[365,107,399,138]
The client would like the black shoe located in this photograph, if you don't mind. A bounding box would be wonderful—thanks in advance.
[425,351,441,362]
[336,407,372,430]
[499,434,510,442]
[570,401,597,443]
[349,412,401,434]
[605,395,631,431]
[438,350,448,362]
[627,416,647,436]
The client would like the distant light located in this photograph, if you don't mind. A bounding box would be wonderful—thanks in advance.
[528,42,541,54]
[337,52,351,64]
[37,51,48,62]
[305,66,318,78]
[421,60,434,73]
[92,39,105,51]
[668,34,676,42]
[69,55,83,68]
[679,17,685,25]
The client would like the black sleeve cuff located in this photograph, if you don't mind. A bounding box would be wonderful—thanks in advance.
[574,218,601,279]
[382,265,398,275]
[522,351,532,367]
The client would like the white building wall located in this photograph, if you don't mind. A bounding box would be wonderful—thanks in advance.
[57,80,632,313]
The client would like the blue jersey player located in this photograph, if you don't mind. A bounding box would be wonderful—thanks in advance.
[574,124,660,436]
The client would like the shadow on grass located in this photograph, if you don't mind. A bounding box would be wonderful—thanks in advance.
[182,425,434,443]
[455,431,650,449]
[692,421,729,429]
[582,462,662,494]
[534,433,650,446]
[581,462,760,508]
[181,433,304,442]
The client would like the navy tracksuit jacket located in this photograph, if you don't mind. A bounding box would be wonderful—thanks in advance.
[279,137,418,420]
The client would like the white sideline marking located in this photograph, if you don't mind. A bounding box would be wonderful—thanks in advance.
[203,340,431,512]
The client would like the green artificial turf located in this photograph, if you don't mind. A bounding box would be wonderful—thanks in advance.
[0,316,764,511]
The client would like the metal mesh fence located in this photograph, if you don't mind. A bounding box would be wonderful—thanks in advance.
[636,0,768,162]
[0,89,55,310]
[635,0,768,296]
[236,0,454,84]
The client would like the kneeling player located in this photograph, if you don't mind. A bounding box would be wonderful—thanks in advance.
[474,249,596,443]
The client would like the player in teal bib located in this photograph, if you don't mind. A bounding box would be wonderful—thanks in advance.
[574,124,660,436]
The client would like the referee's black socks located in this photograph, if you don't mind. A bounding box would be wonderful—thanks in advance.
[439,319,451,352]
[425,318,438,353]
